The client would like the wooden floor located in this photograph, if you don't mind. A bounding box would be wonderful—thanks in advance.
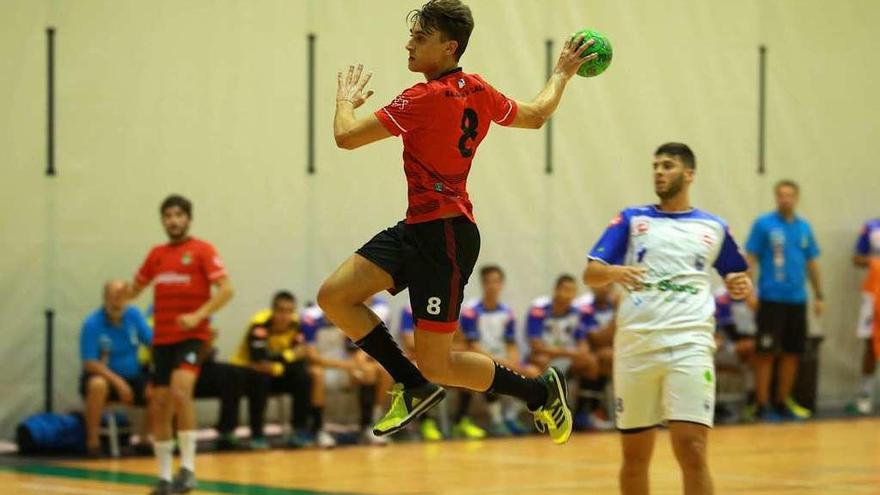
[2,418,879,495]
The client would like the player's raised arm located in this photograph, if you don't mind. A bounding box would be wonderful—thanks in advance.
[510,35,596,129]
[334,64,392,150]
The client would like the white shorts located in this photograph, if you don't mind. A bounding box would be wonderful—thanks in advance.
[857,293,875,339]
[614,344,715,430]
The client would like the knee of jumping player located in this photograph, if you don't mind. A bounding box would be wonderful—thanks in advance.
[416,354,454,384]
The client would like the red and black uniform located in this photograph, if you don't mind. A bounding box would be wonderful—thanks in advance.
[358,67,517,333]
[135,237,227,385]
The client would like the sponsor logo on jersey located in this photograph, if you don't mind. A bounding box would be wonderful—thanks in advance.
[390,95,409,111]
[154,272,192,285]
[181,252,192,265]
[634,221,649,235]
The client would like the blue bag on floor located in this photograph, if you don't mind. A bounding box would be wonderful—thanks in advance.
[16,412,86,454]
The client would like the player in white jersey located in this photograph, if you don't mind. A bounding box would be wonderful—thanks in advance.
[850,219,880,414]
[584,143,751,495]
[457,265,537,437]
[527,275,609,430]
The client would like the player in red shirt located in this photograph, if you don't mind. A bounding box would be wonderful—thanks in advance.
[318,0,596,444]
[128,195,234,495]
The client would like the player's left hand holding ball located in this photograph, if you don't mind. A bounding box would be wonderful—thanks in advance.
[337,64,375,109]
[554,35,597,80]
[724,273,753,300]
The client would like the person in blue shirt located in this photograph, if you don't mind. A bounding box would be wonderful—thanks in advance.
[850,218,880,414]
[79,280,153,456]
[745,179,825,421]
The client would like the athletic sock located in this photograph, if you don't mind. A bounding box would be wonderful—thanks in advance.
[355,323,428,389]
[311,406,324,432]
[861,374,874,397]
[177,430,197,472]
[488,363,548,411]
[455,392,473,423]
[154,440,174,482]
[359,385,375,428]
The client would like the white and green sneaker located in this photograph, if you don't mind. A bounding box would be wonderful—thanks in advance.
[373,382,446,437]
[532,367,573,445]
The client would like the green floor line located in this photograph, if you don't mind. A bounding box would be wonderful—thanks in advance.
[2,464,363,495]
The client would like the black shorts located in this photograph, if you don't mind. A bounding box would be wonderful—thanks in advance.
[79,372,149,406]
[151,339,205,386]
[356,217,480,333]
[756,300,807,354]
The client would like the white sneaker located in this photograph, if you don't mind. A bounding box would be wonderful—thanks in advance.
[856,396,873,415]
[589,412,615,431]
[316,430,337,449]
[362,427,389,446]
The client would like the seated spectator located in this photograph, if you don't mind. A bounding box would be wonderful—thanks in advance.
[527,274,611,431]
[230,291,310,450]
[79,280,153,456]
[713,287,756,422]
[573,285,618,424]
[193,333,249,451]
[457,265,536,438]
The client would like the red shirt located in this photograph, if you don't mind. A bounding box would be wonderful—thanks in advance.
[135,237,227,345]
[375,68,518,224]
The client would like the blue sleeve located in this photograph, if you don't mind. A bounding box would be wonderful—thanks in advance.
[714,227,748,276]
[804,223,820,260]
[573,326,587,342]
[745,218,764,256]
[588,210,631,265]
[399,308,414,334]
[855,224,870,255]
[526,307,545,339]
[301,315,324,344]
[459,311,479,341]
[80,317,99,362]
[130,307,153,345]
[579,308,599,334]
[504,312,516,343]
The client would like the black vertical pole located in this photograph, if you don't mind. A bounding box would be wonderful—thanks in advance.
[544,39,554,175]
[44,309,54,413]
[307,33,316,175]
[758,45,767,175]
[46,27,56,177]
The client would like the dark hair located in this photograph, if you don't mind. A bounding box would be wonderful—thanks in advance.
[775,179,799,194]
[272,290,296,308]
[655,142,696,170]
[407,0,474,61]
[480,264,505,280]
[160,194,192,218]
[555,274,576,288]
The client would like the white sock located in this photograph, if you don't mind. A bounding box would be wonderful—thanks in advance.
[154,440,174,482]
[861,375,875,398]
[177,430,197,472]
[487,401,503,424]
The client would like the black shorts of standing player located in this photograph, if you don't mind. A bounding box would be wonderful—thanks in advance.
[79,372,150,406]
[357,217,480,334]
[151,339,206,386]
[755,301,807,355]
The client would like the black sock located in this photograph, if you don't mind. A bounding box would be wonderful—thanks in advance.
[488,363,547,411]
[577,377,606,414]
[359,385,375,428]
[355,323,428,389]
[311,406,324,432]
[455,391,473,422]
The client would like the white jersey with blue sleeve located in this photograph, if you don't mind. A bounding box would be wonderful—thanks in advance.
[526,296,587,350]
[459,298,516,357]
[588,205,748,357]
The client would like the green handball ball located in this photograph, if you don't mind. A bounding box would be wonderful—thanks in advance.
[572,29,612,77]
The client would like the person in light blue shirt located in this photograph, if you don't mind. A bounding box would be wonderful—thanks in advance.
[745,179,824,422]
[79,280,153,455]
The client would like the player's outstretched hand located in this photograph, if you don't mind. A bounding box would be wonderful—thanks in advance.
[337,64,375,109]
[612,266,647,291]
[724,272,753,300]
[554,35,597,80]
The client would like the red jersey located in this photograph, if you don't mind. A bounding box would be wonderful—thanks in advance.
[375,68,518,224]
[135,237,227,345]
